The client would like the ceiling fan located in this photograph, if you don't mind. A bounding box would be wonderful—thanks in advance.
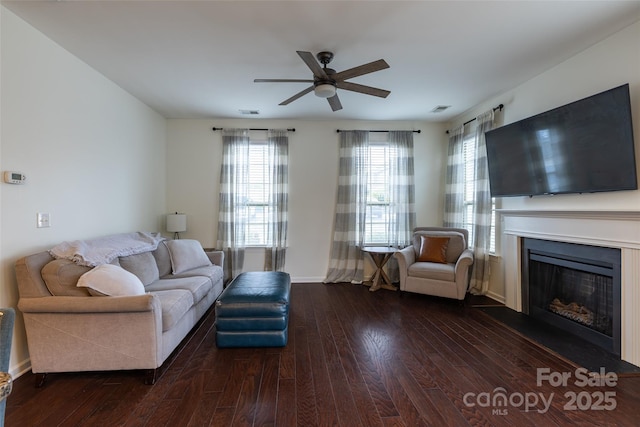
[254,51,390,111]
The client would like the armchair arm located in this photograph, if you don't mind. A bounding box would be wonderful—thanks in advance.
[396,246,416,266]
[18,294,158,314]
[454,249,475,298]
[394,246,416,291]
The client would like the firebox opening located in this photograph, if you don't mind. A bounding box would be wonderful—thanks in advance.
[522,238,621,356]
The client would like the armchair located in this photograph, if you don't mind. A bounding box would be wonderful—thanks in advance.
[395,227,474,300]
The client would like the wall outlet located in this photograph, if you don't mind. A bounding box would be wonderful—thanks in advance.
[37,212,51,228]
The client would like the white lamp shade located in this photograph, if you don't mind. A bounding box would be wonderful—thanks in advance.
[166,213,187,233]
[314,83,336,98]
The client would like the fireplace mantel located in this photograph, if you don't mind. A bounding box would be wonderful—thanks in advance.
[499,210,640,220]
[499,210,640,250]
[498,209,640,366]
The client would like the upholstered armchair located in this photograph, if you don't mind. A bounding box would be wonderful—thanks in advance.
[394,227,474,300]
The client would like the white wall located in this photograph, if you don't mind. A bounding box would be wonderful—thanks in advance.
[166,119,446,282]
[448,20,640,300]
[0,8,167,376]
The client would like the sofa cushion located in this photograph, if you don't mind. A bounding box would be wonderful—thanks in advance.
[119,252,160,286]
[164,240,212,274]
[414,231,466,263]
[145,276,212,304]
[152,289,194,332]
[41,259,92,296]
[417,235,449,263]
[165,265,224,288]
[152,242,173,277]
[77,264,146,296]
[408,262,455,282]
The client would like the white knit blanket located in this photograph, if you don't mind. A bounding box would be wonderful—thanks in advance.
[49,232,166,267]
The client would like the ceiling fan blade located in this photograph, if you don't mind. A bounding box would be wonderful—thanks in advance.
[254,79,314,83]
[297,51,329,80]
[336,81,390,98]
[279,85,314,106]
[333,59,390,81]
[327,94,342,111]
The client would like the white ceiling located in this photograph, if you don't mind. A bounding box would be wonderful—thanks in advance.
[3,1,640,121]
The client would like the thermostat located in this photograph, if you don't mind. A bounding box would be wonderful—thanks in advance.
[4,171,26,184]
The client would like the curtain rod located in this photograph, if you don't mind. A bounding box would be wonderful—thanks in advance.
[445,104,503,134]
[336,129,421,133]
[212,127,295,132]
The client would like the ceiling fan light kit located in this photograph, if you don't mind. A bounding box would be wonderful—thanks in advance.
[314,83,336,98]
[255,50,390,111]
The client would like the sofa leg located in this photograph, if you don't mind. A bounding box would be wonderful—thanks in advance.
[34,373,47,388]
[144,369,158,385]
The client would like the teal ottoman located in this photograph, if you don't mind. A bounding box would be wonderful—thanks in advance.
[215,271,291,348]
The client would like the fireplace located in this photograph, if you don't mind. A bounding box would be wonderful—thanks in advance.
[521,238,621,355]
[500,210,640,367]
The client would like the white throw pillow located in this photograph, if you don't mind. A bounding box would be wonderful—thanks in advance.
[164,239,212,275]
[77,264,146,296]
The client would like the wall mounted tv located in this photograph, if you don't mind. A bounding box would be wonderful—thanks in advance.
[485,84,637,197]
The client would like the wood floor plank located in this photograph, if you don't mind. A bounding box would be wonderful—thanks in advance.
[331,284,400,419]
[275,378,296,426]
[186,391,221,427]
[217,358,252,409]
[293,324,318,426]
[252,353,280,427]
[6,283,640,426]
[324,305,384,427]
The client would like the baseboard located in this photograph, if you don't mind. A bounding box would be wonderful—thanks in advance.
[10,357,31,380]
[486,290,506,305]
[291,276,326,284]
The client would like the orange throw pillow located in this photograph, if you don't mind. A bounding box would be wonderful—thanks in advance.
[417,235,450,263]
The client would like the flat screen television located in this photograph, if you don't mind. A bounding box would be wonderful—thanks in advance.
[485,84,637,197]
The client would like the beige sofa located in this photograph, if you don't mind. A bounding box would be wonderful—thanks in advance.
[15,234,224,385]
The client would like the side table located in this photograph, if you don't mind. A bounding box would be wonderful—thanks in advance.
[362,246,397,292]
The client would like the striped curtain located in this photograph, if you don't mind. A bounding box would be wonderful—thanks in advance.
[324,131,369,284]
[469,110,495,294]
[385,131,416,282]
[264,129,289,272]
[443,125,465,228]
[324,131,416,284]
[216,129,250,279]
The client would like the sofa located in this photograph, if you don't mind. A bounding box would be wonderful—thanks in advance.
[15,233,224,385]
[394,227,474,300]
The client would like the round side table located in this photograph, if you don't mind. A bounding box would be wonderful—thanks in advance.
[362,246,397,292]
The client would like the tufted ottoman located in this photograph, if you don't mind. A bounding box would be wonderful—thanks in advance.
[215,271,291,348]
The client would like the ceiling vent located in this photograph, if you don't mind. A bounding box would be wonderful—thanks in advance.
[431,105,451,113]
[239,109,260,115]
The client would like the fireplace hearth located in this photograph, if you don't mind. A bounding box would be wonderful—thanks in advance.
[522,238,621,355]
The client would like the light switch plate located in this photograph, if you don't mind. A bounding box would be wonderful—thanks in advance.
[37,212,51,228]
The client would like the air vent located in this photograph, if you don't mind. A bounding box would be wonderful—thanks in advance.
[239,109,260,115]
[431,105,451,113]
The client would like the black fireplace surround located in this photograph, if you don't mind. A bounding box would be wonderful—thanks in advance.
[521,238,621,356]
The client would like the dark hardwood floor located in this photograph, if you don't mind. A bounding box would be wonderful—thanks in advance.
[6,283,640,426]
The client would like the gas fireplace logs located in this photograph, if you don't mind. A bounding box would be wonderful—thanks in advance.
[549,298,594,327]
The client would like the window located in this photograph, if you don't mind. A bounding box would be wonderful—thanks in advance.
[462,133,496,252]
[218,128,289,277]
[365,142,395,244]
[246,141,270,246]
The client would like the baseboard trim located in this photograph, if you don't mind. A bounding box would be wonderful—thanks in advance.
[291,276,326,284]
[486,290,506,305]
[10,358,31,380]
